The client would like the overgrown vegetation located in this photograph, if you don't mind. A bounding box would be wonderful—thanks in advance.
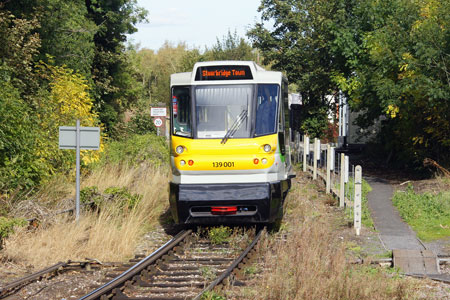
[0,0,146,198]
[208,226,232,244]
[249,0,450,168]
[0,217,26,249]
[223,175,428,300]
[2,133,170,267]
[97,134,169,168]
[393,185,450,241]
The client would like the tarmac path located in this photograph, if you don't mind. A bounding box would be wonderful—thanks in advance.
[365,176,425,250]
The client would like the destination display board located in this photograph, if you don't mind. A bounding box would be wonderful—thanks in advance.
[195,65,253,81]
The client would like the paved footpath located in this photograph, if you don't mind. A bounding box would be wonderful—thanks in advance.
[365,176,425,250]
[365,176,450,280]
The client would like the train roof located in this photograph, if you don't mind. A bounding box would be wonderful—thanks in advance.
[170,61,286,86]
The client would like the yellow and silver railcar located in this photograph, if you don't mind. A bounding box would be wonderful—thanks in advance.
[169,61,294,224]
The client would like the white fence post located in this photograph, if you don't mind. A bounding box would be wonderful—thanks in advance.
[339,152,345,207]
[313,138,318,179]
[354,165,362,235]
[326,144,331,193]
[303,135,309,172]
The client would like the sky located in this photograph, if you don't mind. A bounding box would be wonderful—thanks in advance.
[127,0,263,51]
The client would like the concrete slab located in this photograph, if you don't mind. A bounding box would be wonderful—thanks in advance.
[393,249,439,275]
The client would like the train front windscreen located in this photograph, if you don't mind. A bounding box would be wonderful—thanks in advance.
[171,84,279,139]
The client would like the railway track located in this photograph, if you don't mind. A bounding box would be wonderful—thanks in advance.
[0,260,103,299]
[78,228,262,300]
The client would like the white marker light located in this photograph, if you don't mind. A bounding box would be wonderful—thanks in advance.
[262,158,268,164]
[176,146,184,154]
[180,160,186,166]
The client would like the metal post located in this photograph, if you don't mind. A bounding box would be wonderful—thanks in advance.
[339,153,345,207]
[313,138,318,179]
[75,119,81,223]
[326,144,331,193]
[354,165,362,235]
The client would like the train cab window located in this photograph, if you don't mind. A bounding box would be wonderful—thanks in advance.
[172,86,191,137]
[194,85,253,139]
[255,84,279,136]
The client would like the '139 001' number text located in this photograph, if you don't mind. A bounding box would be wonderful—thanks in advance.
[212,162,234,168]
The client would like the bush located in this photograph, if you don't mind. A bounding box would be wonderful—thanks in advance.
[104,186,142,210]
[81,186,142,212]
[99,133,169,168]
[0,217,26,249]
[0,82,45,194]
[127,111,156,135]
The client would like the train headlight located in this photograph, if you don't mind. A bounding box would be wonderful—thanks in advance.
[262,158,268,164]
[176,146,184,154]
[263,144,271,152]
[180,160,186,166]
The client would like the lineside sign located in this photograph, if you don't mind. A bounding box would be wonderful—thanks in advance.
[151,107,167,117]
[59,121,100,222]
[59,126,100,150]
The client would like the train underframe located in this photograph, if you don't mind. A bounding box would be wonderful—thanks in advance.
[169,179,290,225]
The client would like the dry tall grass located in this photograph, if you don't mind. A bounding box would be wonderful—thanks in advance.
[3,163,169,268]
[253,178,420,300]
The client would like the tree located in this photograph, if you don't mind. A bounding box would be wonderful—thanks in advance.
[203,30,257,61]
[85,0,147,134]
[334,0,450,167]
[250,0,450,167]
[248,0,347,138]
[0,8,41,97]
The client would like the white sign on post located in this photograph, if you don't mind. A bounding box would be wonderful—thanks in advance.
[344,155,349,183]
[315,140,321,161]
[153,117,163,127]
[59,121,100,222]
[151,107,167,117]
[330,147,335,170]
[305,136,310,154]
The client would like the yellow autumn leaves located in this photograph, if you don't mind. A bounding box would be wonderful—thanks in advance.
[36,63,103,174]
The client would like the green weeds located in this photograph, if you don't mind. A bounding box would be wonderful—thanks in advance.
[346,178,374,228]
[80,185,142,212]
[393,185,450,241]
[208,226,232,244]
[200,291,226,300]
[0,217,26,249]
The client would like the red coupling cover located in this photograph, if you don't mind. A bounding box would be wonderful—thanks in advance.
[211,206,237,215]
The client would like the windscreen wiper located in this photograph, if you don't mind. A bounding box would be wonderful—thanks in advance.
[221,110,248,144]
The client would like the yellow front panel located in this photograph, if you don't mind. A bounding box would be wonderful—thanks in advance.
[171,134,278,171]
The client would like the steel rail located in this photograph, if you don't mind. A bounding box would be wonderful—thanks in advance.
[0,261,67,298]
[192,229,263,300]
[77,229,192,300]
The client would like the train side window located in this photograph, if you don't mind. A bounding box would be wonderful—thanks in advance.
[172,86,191,137]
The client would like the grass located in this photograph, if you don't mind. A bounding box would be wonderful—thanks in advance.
[220,175,430,300]
[3,164,169,268]
[392,184,450,241]
[1,133,170,269]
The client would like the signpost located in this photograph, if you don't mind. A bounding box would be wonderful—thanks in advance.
[59,120,100,222]
[151,106,167,136]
